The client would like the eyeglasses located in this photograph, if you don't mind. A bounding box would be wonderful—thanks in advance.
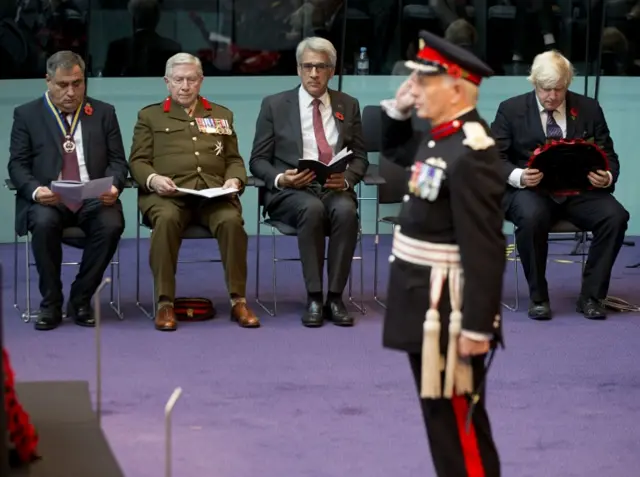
[169,76,201,86]
[300,62,333,72]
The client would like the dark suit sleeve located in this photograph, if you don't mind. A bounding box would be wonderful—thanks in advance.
[103,105,129,191]
[224,112,248,188]
[490,102,517,181]
[7,107,40,201]
[380,109,422,168]
[449,150,506,337]
[593,103,619,184]
[248,97,279,190]
[343,99,368,188]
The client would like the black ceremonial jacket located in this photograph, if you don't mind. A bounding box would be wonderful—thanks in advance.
[381,108,506,354]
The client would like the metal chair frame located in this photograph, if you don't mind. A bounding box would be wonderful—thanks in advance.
[502,220,588,312]
[252,177,366,317]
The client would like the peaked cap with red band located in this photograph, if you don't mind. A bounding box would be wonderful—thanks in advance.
[405,30,494,86]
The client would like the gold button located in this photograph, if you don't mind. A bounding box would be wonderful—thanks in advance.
[195,151,200,156]
[190,122,195,126]
[197,166,202,172]
[192,137,197,141]
[165,128,169,132]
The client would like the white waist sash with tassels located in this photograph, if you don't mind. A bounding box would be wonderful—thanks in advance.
[391,228,473,400]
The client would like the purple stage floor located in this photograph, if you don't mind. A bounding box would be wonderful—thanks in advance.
[2,234,640,477]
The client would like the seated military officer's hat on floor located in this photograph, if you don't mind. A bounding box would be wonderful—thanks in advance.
[406,30,494,85]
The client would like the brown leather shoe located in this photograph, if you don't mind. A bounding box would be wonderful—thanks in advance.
[230,302,260,328]
[155,305,177,331]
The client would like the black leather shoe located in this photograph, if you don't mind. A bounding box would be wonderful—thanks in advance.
[576,298,607,320]
[325,298,354,326]
[528,301,552,321]
[67,303,96,327]
[302,299,324,327]
[34,307,63,331]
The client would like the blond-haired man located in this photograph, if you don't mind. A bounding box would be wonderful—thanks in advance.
[491,50,629,321]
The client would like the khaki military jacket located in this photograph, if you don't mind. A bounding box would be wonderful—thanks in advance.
[129,96,248,215]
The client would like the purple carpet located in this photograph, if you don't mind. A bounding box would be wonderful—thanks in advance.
[2,234,640,477]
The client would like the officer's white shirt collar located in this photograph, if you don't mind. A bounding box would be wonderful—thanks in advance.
[299,85,330,109]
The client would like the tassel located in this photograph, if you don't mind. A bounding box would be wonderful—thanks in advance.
[443,310,461,398]
[420,308,442,399]
[455,357,474,396]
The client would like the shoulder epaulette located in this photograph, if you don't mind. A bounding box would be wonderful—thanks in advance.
[461,122,495,151]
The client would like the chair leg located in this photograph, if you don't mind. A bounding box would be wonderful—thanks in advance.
[255,227,276,316]
[109,246,123,320]
[502,230,519,312]
[135,218,154,319]
[348,231,366,315]
[13,232,21,318]
[373,197,386,309]
[23,234,36,322]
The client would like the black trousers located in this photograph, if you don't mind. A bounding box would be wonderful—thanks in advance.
[27,200,124,310]
[408,353,501,477]
[505,189,629,303]
[267,187,358,296]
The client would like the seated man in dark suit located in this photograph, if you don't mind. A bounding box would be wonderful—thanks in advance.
[249,36,368,327]
[8,50,128,330]
[491,50,629,321]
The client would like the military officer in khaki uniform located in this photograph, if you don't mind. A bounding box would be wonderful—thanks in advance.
[129,52,260,331]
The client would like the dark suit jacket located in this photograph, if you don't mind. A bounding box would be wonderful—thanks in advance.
[7,96,129,236]
[491,90,620,192]
[248,86,369,211]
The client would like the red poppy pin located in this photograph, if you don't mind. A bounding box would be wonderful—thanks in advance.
[570,107,578,120]
[335,112,344,121]
[84,103,93,116]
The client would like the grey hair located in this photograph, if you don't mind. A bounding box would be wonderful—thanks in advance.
[443,75,479,105]
[165,53,203,78]
[527,50,574,89]
[46,51,85,78]
[296,37,337,67]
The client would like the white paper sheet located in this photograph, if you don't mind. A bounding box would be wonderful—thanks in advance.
[175,187,238,199]
[50,176,114,201]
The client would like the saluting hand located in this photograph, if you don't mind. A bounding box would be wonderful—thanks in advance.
[151,175,177,196]
[588,170,611,188]
[395,73,416,114]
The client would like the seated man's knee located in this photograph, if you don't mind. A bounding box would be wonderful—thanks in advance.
[330,196,358,224]
[97,209,125,239]
[148,205,183,231]
[29,205,63,234]
[605,203,630,231]
[215,207,245,234]
[516,209,551,234]
[297,198,326,224]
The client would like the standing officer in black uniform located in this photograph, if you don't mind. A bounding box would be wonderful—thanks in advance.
[381,31,506,476]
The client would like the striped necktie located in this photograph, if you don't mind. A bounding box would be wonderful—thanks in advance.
[545,110,563,139]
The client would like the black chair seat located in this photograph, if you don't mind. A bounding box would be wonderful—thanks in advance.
[380,216,400,225]
[549,220,582,234]
[363,164,386,186]
[263,219,297,236]
[181,224,214,239]
[60,226,87,249]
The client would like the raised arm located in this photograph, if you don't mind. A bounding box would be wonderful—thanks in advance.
[248,97,279,190]
[103,105,129,191]
[379,101,423,168]
[8,107,40,201]
[449,150,506,341]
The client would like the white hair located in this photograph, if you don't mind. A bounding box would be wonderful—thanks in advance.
[443,75,479,105]
[527,50,574,89]
[165,53,203,78]
[295,37,337,67]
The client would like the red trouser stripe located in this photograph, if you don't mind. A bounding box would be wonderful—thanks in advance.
[452,395,485,477]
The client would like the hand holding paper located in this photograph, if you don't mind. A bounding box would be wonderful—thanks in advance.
[298,147,353,184]
[50,177,114,209]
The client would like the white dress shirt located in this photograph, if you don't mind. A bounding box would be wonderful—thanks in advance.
[274,86,343,189]
[379,98,492,343]
[32,113,88,201]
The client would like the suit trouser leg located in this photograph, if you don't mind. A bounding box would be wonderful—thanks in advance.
[198,199,248,297]
[267,190,327,295]
[145,199,192,304]
[505,189,556,303]
[408,353,501,477]
[70,199,125,306]
[322,191,359,295]
[27,204,68,309]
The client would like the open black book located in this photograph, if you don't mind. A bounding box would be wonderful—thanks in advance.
[298,148,353,184]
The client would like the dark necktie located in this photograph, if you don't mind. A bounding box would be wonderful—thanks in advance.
[311,98,333,165]
[545,110,563,139]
